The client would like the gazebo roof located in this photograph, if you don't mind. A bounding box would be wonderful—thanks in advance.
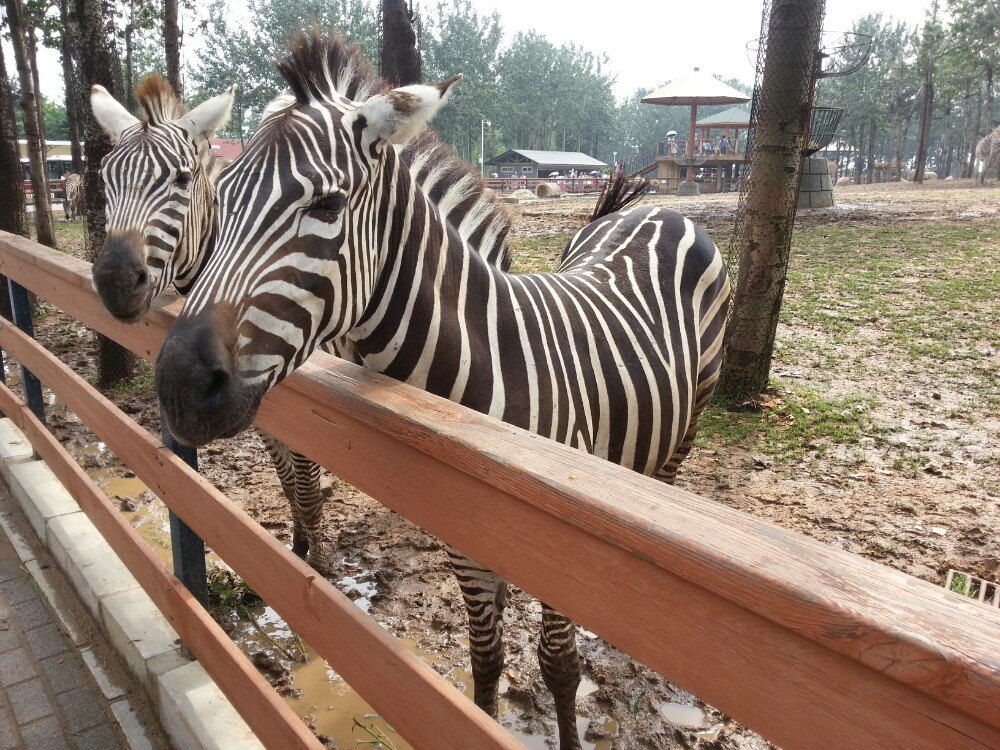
[641,69,751,106]
[696,106,751,127]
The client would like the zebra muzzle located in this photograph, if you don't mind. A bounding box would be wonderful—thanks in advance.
[93,230,153,322]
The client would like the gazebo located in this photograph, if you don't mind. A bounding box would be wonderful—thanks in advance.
[642,69,750,195]
[695,106,751,155]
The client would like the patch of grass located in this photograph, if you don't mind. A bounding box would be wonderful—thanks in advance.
[782,221,1000,373]
[207,567,263,614]
[697,381,881,463]
[508,232,574,274]
[51,219,88,258]
[104,360,155,396]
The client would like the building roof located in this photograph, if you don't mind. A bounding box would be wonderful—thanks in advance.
[486,149,607,167]
[696,106,751,127]
[209,138,244,160]
[642,69,751,106]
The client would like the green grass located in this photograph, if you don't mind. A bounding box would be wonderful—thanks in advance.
[782,222,1000,372]
[104,360,155,396]
[508,232,574,274]
[696,382,881,463]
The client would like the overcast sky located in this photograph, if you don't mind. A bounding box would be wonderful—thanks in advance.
[21,0,937,104]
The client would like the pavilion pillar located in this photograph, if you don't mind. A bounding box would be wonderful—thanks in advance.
[678,104,701,196]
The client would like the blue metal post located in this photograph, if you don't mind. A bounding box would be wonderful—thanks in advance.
[161,416,209,607]
[7,279,45,425]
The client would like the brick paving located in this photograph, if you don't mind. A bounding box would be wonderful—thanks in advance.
[0,520,129,749]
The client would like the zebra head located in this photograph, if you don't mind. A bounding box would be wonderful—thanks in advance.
[90,76,235,322]
[155,31,460,446]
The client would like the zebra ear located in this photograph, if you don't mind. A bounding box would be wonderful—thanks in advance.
[179,85,237,142]
[90,85,140,145]
[356,75,462,148]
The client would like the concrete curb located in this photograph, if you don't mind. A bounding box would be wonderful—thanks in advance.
[0,417,265,750]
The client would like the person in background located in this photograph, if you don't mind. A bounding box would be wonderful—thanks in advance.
[719,134,731,156]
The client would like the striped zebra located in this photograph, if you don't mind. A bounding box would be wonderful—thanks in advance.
[154,31,729,749]
[62,172,84,221]
[89,76,331,572]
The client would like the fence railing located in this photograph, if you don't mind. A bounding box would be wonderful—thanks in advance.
[485,177,608,195]
[0,230,999,750]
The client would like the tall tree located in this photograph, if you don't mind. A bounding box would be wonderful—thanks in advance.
[58,0,84,172]
[380,0,421,86]
[0,40,28,239]
[0,40,21,321]
[75,0,136,386]
[718,0,826,399]
[163,0,181,95]
[4,0,57,248]
[914,2,942,182]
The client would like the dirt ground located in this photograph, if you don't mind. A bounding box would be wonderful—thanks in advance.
[25,178,1000,749]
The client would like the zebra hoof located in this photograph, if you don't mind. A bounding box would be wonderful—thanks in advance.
[291,535,309,558]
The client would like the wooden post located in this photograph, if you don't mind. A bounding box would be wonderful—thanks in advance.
[688,104,698,178]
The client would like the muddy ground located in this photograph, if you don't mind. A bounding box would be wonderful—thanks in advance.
[24,178,1000,749]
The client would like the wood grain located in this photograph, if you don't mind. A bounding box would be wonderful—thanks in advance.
[0,381,321,750]
[0,315,524,750]
[2,231,999,749]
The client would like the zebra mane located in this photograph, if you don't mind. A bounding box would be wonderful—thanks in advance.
[135,74,186,125]
[276,29,513,269]
[277,29,383,106]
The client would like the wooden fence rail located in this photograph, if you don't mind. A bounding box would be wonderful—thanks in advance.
[1,231,999,750]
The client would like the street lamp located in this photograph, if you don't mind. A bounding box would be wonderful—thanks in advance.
[481,119,492,176]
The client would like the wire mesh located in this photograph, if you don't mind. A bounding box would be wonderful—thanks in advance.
[720,0,827,397]
[804,106,843,155]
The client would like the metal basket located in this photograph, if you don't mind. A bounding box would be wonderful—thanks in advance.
[803,106,843,156]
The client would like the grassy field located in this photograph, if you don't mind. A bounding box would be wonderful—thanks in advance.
[508,218,999,473]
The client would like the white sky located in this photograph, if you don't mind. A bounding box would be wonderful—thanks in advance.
[22,0,937,104]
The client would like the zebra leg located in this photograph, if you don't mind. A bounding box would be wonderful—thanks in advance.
[447,548,507,717]
[538,604,582,750]
[257,431,308,556]
[290,450,328,574]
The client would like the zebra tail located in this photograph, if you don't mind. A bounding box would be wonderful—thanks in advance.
[589,173,650,223]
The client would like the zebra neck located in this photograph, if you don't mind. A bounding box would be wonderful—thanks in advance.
[351,153,505,399]
[173,154,219,294]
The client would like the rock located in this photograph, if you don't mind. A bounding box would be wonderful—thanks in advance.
[510,189,537,201]
[836,176,853,186]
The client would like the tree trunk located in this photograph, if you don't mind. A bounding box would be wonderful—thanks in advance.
[380,0,421,87]
[987,63,994,134]
[853,122,864,183]
[914,75,934,182]
[959,84,974,178]
[5,0,57,249]
[717,0,826,400]
[75,0,137,387]
[59,0,85,173]
[0,41,29,240]
[963,93,982,178]
[865,115,876,184]
[163,0,182,96]
[26,27,45,144]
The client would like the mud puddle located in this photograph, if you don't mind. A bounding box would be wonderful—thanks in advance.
[78,441,614,749]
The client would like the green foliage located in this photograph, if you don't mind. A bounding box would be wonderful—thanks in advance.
[207,567,263,613]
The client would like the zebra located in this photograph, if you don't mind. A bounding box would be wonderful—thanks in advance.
[89,75,331,572]
[62,172,84,221]
[154,31,729,750]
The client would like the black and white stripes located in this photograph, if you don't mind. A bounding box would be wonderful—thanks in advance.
[155,31,729,750]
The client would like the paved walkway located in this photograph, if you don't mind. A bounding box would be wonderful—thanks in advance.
[0,493,168,750]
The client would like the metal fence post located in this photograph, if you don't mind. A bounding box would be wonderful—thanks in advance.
[7,279,45,426]
[161,415,209,608]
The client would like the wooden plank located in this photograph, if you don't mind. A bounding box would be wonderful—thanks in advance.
[0,382,321,750]
[3,233,1000,748]
[260,359,1000,750]
[0,317,525,750]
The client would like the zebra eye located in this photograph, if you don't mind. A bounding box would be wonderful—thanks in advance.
[176,171,192,188]
[311,194,346,217]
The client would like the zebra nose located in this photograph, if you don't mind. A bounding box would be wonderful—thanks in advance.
[93,231,151,321]
[155,306,246,447]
